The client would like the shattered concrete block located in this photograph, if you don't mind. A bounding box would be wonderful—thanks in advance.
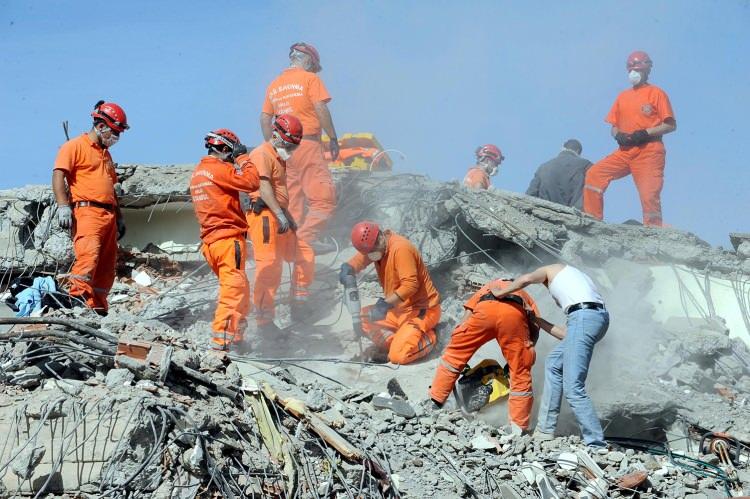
[10,444,45,479]
[106,368,135,388]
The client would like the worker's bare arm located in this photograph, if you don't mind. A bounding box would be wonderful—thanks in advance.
[490,267,549,298]
[313,101,337,141]
[52,170,70,205]
[260,113,273,141]
[646,118,676,137]
[534,316,567,340]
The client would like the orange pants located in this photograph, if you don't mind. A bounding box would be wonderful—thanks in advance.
[202,236,251,349]
[429,301,536,430]
[68,206,118,313]
[583,141,666,226]
[247,209,314,325]
[361,304,440,365]
[286,139,336,243]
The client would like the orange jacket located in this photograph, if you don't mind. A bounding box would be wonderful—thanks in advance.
[348,231,440,310]
[464,279,538,314]
[464,279,540,341]
[463,166,490,190]
[606,83,675,134]
[244,142,289,209]
[54,133,118,205]
[262,67,331,136]
[190,155,259,244]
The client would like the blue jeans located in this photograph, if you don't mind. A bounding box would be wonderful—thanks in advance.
[537,308,609,446]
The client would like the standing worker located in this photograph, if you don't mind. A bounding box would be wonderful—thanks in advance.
[583,51,676,226]
[244,114,310,336]
[463,144,504,190]
[429,279,539,433]
[526,139,592,209]
[339,222,440,365]
[52,100,129,315]
[260,42,339,309]
[491,264,609,449]
[190,129,259,351]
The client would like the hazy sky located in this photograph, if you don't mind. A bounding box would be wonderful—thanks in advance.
[1,1,748,245]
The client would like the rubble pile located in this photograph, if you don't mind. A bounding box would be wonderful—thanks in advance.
[1,168,749,497]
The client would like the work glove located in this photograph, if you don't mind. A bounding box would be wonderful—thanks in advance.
[614,132,632,147]
[232,143,248,161]
[283,209,298,232]
[329,138,340,161]
[56,205,73,230]
[338,263,355,285]
[369,297,393,322]
[274,210,291,234]
[629,129,650,146]
[117,216,127,240]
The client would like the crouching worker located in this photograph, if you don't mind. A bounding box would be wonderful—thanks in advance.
[429,279,540,433]
[339,222,440,364]
[490,264,609,448]
[190,129,259,351]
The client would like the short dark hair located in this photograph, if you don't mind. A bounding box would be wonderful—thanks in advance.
[563,139,582,154]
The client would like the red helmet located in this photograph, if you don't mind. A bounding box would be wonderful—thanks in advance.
[475,144,504,163]
[290,42,321,72]
[91,100,129,133]
[351,221,381,253]
[627,51,653,71]
[273,114,303,145]
[205,128,240,149]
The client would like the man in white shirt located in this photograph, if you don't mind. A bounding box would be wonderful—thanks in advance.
[491,263,609,449]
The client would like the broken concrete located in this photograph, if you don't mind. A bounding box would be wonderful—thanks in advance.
[1,167,749,496]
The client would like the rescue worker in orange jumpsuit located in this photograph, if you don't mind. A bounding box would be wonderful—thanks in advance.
[339,222,441,365]
[583,51,676,226]
[243,114,310,336]
[463,144,504,190]
[429,279,540,432]
[260,42,339,312]
[53,100,129,315]
[190,129,259,351]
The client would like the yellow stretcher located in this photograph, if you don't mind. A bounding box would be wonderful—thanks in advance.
[322,132,393,171]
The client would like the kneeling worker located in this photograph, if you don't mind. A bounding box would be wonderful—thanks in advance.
[190,129,259,351]
[429,278,539,433]
[339,222,440,364]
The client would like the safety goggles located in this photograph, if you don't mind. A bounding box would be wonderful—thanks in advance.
[205,132,236,149]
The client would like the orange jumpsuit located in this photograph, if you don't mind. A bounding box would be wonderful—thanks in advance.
[190,155,259,349]
[54,133,120,313]
[243,143,314,326]
[429,280,539,430]
[584,83,675,226]
[463,166,490,190]
[263,67,337,297]
[348,231,441,365]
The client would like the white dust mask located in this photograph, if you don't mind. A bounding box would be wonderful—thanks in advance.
[367,251,383,261]
[628,70,642,86]
[275,147,291,161]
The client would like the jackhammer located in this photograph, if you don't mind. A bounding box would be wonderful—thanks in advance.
[341,272,364,356]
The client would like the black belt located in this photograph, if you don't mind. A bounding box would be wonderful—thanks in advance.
[249,198,268,214]
[477,292,525,307]
[74,200,115,211]
[566,302,605,314]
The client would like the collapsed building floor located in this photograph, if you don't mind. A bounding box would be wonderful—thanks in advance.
[1,166,750,497]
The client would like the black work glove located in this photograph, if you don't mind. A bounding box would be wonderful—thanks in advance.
[117,216,126,241]
[629,129,650,146]
[274,210,290,233]
[338,263,355,285]
[614,132,632,147]
[232,143,248,161]
[329,139,340,161]
[369,297,393,322]
[283,209,298,231]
